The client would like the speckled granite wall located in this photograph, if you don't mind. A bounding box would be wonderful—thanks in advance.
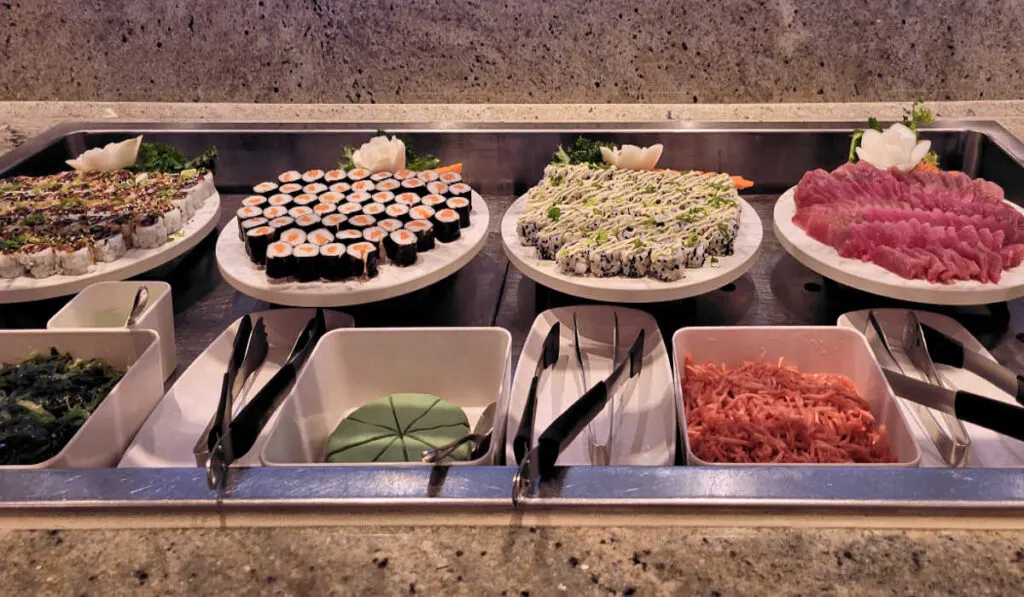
[1,0,1023,103]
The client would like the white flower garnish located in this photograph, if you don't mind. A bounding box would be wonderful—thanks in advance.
[855,123,931,171]
[600,143,664,170]
[66,135,143,172]
[352,135,406,173]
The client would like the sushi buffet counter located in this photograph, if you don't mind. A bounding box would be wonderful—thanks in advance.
[2,102,1024,594]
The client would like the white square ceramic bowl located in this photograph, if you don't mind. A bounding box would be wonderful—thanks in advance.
[672,326,921,467]
[0,329,163,469]
[261,327,512,466]
[47,281,176,380]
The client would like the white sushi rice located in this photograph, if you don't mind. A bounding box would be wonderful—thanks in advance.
[93,234,127,263]
[132,217,167,249]
[0,253,26,278]
[19,247,58,278]
[58,245,93,275]
[163,207,183,234]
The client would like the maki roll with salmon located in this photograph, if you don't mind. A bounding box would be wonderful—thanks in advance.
[372,191,395,206]
[280,228,308,247]
[439,171,462,184]
[319,191,345,204]
[314,202,337,217]
[378,218,403,233]
[302,169,325,184]
[303,183,328,196]
[328,182,351,195]
[421,194,446,209]
[370,171,393,182]
[347,241,379,278]
[263,205,289,220]
[269,216,295,237]
[385,203,410,222]
[236,206,264,240]
[401,178,426,195]
[426,181,449,196]
[347,214,376,233]
[293,193,319,208]
[337,202,364,217]
[240,216,269,241]
[253,181,279,197]
[393,169,416,181]
[417,170,440,183]
[245,225,276,266]
[375,179,401,193]
[405,219,435,252]
[293,243,320,282]
[362,226,388,251]
[446,196,471,227]
[278,170,302,184]
[448,182,472,200]
[288,205,313,219]
[322,213,348,234]
[347,191,372,205]
[362,203,385,218]
[307,228,335,247]
[351,180,376,194]
[296,213,322,233]
[334,229,363,245]
[395,192,420,207]
[434,208,461,243]
[409,205,435,223]
[347,168,371,182]
[385,229,418,266]
[279,182,303,195]
[319,243,347,280]
[242,195,267,209]
[268,193,294,208]
[325,169,347,184]
[266,241,294,280]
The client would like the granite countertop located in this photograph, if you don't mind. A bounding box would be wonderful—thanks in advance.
[1,101,1024,596]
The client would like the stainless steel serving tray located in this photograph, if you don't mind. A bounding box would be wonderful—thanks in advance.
[2,121,1024,523]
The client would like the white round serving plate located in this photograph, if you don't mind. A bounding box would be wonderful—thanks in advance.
[773,187,1024,305]
[0,192,221,304]
[216,191,490,307]
[500,195,763,303]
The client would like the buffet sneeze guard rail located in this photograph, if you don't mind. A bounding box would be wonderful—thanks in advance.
[2,121,1024,521]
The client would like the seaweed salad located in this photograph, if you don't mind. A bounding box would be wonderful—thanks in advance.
[0,349,124,465]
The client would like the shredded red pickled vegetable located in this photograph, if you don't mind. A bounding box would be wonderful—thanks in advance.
[682,356,895,464]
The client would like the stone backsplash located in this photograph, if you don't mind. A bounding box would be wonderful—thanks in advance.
[1,0,1021,103]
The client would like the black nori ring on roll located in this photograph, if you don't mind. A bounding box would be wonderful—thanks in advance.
[240,216,269,241]
[421,194,446,209]
[293,243,320,282]
[385,229,418,266]
[362,227,388,253]
[404,219,435,252]
[237,206,264,239]
[266,241,294,280]
[433,208,461,243]
[448,182,472,199]
[446,197,472,227]
[319,243,347,280]
[401,178,427,195]
[245,225,276,266]
[347,241,379,278]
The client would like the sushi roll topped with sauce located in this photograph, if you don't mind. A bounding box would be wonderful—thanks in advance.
[393,169,416,181]
[370,171,393,182]
[302,169,325,184]
[278,170,303,184]
[347,168,371,181]
[253,181,279,196]
[329,182,352,195]
[279,182,303,195]
[375,179,401,193]
[325,169,347,183]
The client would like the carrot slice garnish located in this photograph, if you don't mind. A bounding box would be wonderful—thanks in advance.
[435,163,463,174]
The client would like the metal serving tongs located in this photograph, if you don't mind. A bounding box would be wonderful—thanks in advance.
[513,329,644,507]
[863,311,970,467]
[574,312,618,466]
[204,309,328,489]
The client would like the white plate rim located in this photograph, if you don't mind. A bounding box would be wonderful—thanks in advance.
[0,192,221,304]
[774,186,1024,305]
[215,191,490,307]
[500,194,763,303]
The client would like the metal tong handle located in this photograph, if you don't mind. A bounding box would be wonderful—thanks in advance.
[422,434,487,464]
